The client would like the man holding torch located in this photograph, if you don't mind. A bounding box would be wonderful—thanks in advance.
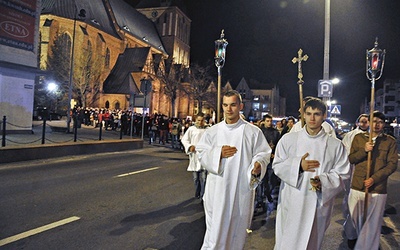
[347,111,398,249]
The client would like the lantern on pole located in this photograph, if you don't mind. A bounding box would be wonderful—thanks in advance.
[363,38,386,223]
[366,38,386,81]
[214,30,228,123]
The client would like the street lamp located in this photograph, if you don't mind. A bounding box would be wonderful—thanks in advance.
[67,8,86,133]
[47,82,58,112]
[47,82,58,92]
[214,29,228,123]
[363,38,386,223]
[140,77,152,140]
[332,78,340,84]
[323,0,331,81]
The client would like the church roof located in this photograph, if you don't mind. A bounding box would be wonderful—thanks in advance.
[103,47,151,94]
[41,0,167,54]
[136,0,187,13]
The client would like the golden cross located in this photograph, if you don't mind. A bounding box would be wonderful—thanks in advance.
[292,49,308,127]
[292,49,308,84]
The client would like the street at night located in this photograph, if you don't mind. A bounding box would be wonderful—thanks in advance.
[1,145,399,249]
[1,1,400,249]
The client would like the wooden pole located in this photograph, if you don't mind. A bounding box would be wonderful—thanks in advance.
[299,83,305,127]
[217,67,221,123]
[363,77,375,224]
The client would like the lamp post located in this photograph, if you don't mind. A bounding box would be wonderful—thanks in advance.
[323,0,331,81]
[363,38,386,223]
[140,78,152,140]
[214,30,228,123]
[130,92,136,138]
[67,8,86,133]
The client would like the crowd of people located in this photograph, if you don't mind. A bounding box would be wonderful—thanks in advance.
[72,90,397,249]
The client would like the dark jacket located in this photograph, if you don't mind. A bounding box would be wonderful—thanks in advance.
[261,127,280,155]
[349,132,398,194]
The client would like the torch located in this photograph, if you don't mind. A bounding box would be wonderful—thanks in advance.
[364,38,386,223]
[214,30,228,123]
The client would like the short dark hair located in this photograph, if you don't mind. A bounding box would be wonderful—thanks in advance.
[287,116,296,123]
[223,90,242,104]
[303,97,326,114]
[373,111,385,121]
[195,112,205,118]
[263,114,273,120]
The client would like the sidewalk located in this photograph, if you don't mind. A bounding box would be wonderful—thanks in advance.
[0,120,144,163]
[3,120,140,147]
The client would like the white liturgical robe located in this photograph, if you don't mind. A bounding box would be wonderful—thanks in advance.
[273,127,350,250]
[196,118,271,250]
[181,125,207,172]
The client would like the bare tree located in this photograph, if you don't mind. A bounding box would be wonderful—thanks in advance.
[157,59,186,117]
[184,63,214,113]
[74,42,102,107]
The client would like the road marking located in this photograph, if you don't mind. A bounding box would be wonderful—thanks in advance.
[114,167,160,178]
[0,216,80,247]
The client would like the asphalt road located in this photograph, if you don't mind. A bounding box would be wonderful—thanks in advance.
[0,145,399,249]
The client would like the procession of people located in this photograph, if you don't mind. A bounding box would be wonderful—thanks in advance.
[69,87,397,250]
[177,90,397,250]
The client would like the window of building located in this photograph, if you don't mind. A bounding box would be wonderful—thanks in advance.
[385,106,394,112]
[105,48,110,68]
[385,95,395,103]
[80,25,88,35]
[62,33,72,57]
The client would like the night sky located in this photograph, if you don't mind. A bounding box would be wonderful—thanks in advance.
[125,0,400,122]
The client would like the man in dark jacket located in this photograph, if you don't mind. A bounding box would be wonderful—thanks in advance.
[256,114,281,216]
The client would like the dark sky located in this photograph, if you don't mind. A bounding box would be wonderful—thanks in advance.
[125,0,400,121]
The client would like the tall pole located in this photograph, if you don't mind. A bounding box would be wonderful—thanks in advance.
[130,93,135,138]
[67,9,85,133]
[363,38,386,224]
[67,16,78,133]
[364,77,375,224]
[140,78,152,140]
[214,30,228,123]
[322,0,331,104]
[141,89,147,140]
[217,67,222,123]
[323,0,330,81]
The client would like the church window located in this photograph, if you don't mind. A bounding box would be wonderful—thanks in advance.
[105,48,110,68]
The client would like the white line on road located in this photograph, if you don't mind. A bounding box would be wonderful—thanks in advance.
[0,216,80,247]
[114,167,160,178]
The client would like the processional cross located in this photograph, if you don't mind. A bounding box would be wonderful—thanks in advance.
[292,49,308,127]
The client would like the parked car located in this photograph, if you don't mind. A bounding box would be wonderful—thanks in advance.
[33,107,63,120]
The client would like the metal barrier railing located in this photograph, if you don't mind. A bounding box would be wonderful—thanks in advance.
[1,116,137,147]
